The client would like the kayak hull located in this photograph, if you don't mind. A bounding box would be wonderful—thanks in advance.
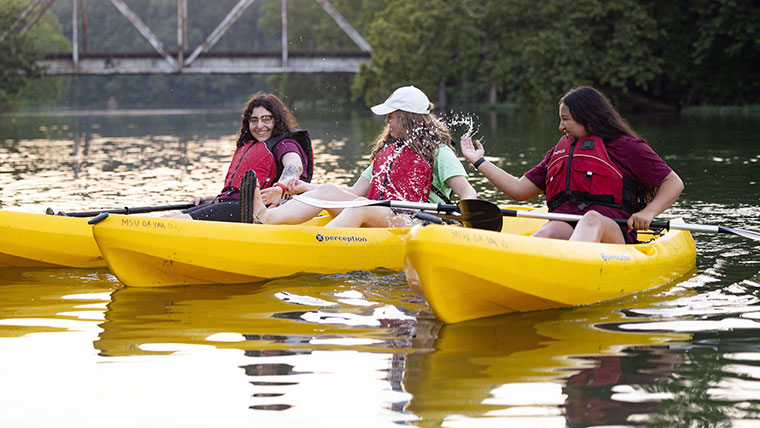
[0,211,104,268]
[404,218,697,323]
[93,214,409,287]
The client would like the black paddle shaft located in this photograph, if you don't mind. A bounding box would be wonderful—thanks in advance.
[454,200,670,234]
[47,203,197,217]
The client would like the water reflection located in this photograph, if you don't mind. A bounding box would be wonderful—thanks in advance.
[0,268,116,337]
[402,286,694,426]
[0,109,378,212]
[1,108,759,426]
[562,347,683,427]
[2,261,760,426]
[95,269,420,424]
[96,270,421,356]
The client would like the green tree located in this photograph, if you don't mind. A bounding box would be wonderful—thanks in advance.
[354,0,759,109]
[648,0,760,106]
[9,0,760,110]
[352,0,486,108]
[0,0,68,110]
[475,0,662,108]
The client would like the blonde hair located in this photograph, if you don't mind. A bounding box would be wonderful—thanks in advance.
[369,106,454,164]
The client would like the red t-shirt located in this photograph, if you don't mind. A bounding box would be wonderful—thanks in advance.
[524,135,673,241]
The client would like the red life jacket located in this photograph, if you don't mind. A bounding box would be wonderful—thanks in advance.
[221,129,313,196]
[545,135,641,213]
[367,140,433,202]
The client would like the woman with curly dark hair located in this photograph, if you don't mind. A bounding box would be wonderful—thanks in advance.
[175,92,313,222]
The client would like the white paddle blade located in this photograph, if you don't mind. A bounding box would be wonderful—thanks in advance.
[292,195,384,209]
[292,195,444,212]
[725,226,760,242]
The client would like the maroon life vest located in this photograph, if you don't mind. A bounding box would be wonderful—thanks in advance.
[221,129,313,196]
[545,135,641,213]
[367,140,433,202]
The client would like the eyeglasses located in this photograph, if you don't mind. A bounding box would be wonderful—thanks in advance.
[249,115,274,125]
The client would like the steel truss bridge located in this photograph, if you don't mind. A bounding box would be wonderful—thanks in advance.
[2,0,372,75]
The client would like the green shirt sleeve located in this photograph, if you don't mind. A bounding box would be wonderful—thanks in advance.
[428,145,468,204]
[360,163,373,181]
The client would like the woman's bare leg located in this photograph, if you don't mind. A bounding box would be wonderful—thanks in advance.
[255,183,361,225]
[325,206,413,228]
[532,220,574,240]
[569,211,625,244]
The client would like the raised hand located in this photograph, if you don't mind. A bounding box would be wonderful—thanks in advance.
[460,136,485,164]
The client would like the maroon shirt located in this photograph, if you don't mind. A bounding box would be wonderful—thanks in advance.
[272,138,309,181]
[524,135,673,241]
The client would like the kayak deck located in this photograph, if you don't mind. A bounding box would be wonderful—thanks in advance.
[404,217,697,323]
[0,211,104,268]
[93,214,409,287]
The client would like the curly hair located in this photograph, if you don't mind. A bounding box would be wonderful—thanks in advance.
[368,106,454,165]
[235,93,298,148]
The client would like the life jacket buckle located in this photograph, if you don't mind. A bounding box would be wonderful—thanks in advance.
[584,171,593,181]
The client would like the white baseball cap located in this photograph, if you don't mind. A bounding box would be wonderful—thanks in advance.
[370,85,431,115]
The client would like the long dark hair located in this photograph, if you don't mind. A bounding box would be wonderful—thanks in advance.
[560,86,637,142]
[368,105,454,165]
[236,93,298,148]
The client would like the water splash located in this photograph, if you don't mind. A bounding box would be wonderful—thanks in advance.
[366,113,481,203]
[443,112,481,142]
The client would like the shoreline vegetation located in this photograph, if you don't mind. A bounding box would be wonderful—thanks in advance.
[680,105,760,116]
[2,1,759,115]
[4,103,760,118]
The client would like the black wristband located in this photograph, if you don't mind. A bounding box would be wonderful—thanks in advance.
[473,157,486,168]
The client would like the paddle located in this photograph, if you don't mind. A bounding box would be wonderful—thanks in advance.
[293,195,504,231]
[470,201,760,241]
[293,194,459,212]
[45,202,198,218]
[293,195,760,241]
[412,211,461,225]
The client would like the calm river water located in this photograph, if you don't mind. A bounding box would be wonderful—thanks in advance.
[0,107,759,427]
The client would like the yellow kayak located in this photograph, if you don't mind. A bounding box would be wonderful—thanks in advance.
[92,214,410,287]
[404,215,697,323]
[0,211,104,268]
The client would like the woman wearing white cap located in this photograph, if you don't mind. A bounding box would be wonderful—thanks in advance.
[249,85,477,227]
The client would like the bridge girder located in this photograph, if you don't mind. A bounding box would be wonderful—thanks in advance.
[4,0,372,75]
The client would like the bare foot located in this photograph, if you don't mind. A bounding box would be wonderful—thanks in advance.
[252,180,267,223]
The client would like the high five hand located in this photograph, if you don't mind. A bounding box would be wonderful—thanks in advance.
[460,136,485,164]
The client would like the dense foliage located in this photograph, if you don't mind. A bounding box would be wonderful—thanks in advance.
[0,0,68,110]
[1,0,758,110]
[354,0,760,109]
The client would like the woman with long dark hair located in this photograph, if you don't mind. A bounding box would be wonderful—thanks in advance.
[461,86,684,243]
